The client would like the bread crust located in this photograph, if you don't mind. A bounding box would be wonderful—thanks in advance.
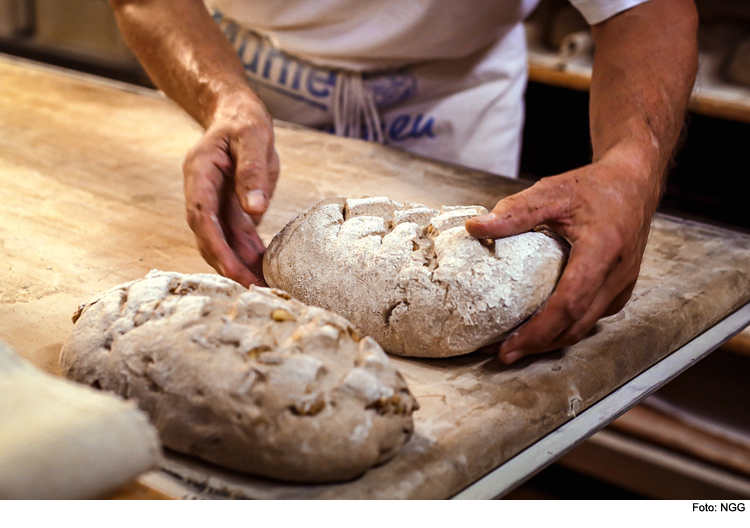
[264,197,568,358]
[60,271,418,483]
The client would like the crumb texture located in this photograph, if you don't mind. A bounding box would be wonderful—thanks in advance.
[60,270,418,483]
[264,197,568,357]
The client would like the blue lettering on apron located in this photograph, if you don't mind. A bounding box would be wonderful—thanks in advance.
[306,70,337,98]
[321,115,436,142]
[218,19,335,111]
[211,9,433,143]
[387,114,436,142]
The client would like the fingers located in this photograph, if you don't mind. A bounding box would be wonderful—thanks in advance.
[197,210,262,288]
[474,164,654,364]
[222,189,268,285]
[183,93,277,287]
[184,139,264,288]
[546,276,636,351]
[497,235,624,364]
[232,125,279,221]
[602,280,636,317]
[465,180,568,239]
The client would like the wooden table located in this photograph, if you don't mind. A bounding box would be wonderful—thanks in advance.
[2,54,750,499]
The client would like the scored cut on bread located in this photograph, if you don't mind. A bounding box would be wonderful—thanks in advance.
[264,197,568,358]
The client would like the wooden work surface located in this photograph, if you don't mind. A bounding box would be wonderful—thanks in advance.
[2,55,750,499]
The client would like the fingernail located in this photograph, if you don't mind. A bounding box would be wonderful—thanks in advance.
[501,350,523,364]
[471,213,496,223]
[246,190,266,210]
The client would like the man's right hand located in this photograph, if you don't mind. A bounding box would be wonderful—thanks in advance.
[183,92,279,287]
[110,0,280,286]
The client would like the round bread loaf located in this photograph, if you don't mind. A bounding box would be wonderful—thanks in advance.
[60,270,418,483]
[264,197,568,358]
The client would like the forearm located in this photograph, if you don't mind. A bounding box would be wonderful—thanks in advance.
[466,0,698,361]
[110,1,277,286]
[589,0,698,195]
[110,0,260,128]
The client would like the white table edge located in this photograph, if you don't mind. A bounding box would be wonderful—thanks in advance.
[452,301,750,500]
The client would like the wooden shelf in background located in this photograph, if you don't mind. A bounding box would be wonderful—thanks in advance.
[527,45,750,124]
[610,405,750,478]
[559,429,750,499]
[528,63,591,92]
[721,328,750,359]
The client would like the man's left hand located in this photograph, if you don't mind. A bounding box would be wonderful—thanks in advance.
[465,149,661,364]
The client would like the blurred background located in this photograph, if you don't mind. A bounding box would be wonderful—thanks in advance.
[2,0,749,499]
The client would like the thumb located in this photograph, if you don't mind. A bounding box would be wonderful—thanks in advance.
[235,158,270,219]
[465,184,558,239]
[232,131,277,219]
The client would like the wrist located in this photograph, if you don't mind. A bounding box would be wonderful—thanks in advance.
[206,86,270,129]
[595,139,665,201]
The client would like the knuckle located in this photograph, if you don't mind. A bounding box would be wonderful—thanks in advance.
[255,124,274,144]
[236,120,273,144]
[562,296,589,321]
[490,196,514,215]
[536,175,559,192]
[607,300,628,316]
[537,175,572,197]
[592,228,624,255]
[608,230,628,252]
[236,159,267,182]
[185,207,200,230]
[535,176,555,188]
[568,326,589,343]
[559,323,591,347]
[492,194,530,221]
[220,260,239,280]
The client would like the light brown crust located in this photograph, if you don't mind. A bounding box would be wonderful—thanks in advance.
[60,270,418,483]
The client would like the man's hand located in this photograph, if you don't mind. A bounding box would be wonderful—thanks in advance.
[110,0,281,285]
[184,93,279,287]
[466,147,659,364]
[466,0,697,364]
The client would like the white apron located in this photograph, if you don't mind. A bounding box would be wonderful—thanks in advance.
[209,0,649,177]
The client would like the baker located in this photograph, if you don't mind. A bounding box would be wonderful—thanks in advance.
[110,0,698,364]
